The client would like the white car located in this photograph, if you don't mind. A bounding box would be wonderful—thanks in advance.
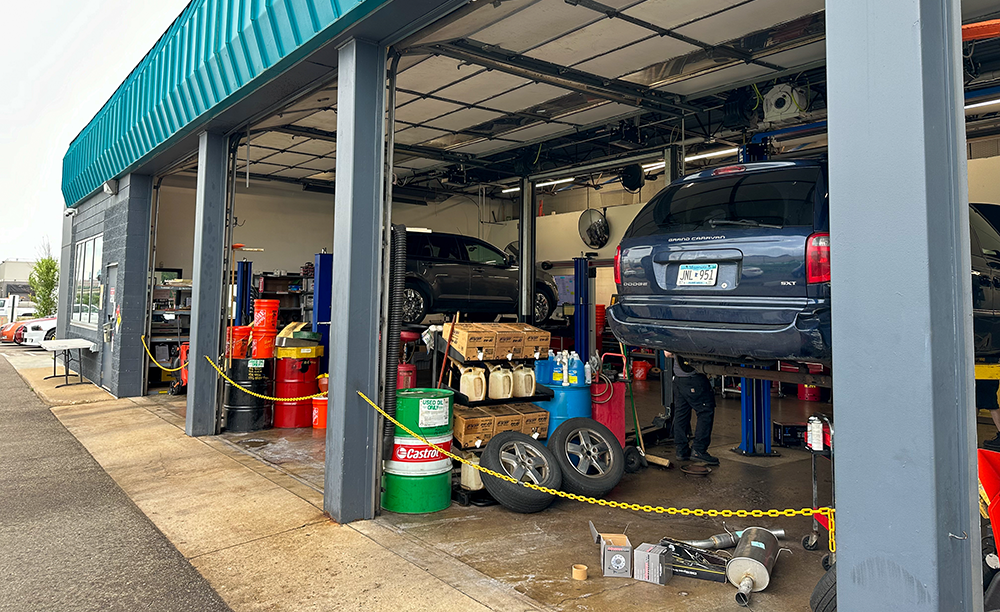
[21,318,58,347]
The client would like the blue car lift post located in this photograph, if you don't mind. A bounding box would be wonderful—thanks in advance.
[734,371,780,457]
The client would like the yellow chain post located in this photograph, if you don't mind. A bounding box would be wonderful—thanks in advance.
[140,335,188,372]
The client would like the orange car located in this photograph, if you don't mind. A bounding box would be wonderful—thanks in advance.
[2,318,40,343]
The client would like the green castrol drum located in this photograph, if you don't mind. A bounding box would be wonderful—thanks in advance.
[381,388,454,514]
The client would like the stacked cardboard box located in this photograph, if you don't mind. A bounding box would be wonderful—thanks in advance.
[442,323,496,360]
[442,323,551,361]
[453,403,551,448]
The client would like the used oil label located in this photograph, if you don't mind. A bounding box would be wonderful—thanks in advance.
[419,398,449,428]
[248,359,264,368]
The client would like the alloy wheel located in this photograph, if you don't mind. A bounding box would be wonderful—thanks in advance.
[563,427,615,476]
[498,439,550,485]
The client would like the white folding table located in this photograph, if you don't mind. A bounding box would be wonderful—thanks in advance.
[39,338,96,388]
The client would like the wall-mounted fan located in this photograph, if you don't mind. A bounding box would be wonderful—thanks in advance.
[579,209,610,249]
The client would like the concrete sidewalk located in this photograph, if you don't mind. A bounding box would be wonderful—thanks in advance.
[2,347,543,611]
[0,356,231,612]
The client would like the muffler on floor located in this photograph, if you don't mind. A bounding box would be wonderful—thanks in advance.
[725,527,781,608]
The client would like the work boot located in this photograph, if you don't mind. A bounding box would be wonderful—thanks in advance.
[984,433,1000,451]
[692,450,720,465]
[676,446,691,462]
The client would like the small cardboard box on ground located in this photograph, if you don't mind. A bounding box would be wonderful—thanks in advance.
[485,406,524,434]
[509,403,549,438]
[633,543,672,585]
[442,323,496,360]
[453,405,494,449]
[589,521,633,578]
[476,323,522,359]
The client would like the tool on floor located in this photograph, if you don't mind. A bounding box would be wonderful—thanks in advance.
[802,413,836,571]
[726,527,785,607]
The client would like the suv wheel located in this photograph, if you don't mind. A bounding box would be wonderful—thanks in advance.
[401,285,429,324]
[534,289,553,323]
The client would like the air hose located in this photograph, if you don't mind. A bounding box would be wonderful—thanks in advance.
[382,224,406,458]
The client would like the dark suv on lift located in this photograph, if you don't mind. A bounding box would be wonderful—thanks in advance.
[403,230,558,324]
[608,160,1000,366]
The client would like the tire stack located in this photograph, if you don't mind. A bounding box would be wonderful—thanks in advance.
[479,417,625,513]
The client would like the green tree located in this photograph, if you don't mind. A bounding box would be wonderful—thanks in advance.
[29,240,59,317]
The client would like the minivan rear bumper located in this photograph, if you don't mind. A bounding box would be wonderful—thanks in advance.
[607,303,831,366]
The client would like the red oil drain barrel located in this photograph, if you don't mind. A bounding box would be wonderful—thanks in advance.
[274,357,319,428]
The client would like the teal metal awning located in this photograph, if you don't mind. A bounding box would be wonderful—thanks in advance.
[61,0,388,207]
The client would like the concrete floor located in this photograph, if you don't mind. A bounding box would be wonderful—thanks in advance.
[160,369,838,610]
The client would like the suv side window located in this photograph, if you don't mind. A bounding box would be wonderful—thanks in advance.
[462,239,506,265]
[972,210,1000,258]
[426,235,463,260]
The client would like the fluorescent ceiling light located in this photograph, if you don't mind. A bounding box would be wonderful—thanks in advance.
[536,177,575,188]
[966,97,1000,110]
[685,147,740,162]
[501,187,520,194]
[642,161,666,171]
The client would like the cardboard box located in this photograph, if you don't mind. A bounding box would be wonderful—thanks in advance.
[477,323,522,359]
[443,323,496,360]
[633,543,672,585]
[589,521,633,578]
[510,403,550,438]
[505,324,551,356]
[453,405,494,449]
[486,406,524,434]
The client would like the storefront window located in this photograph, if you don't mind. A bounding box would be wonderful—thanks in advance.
[72,235,103,325]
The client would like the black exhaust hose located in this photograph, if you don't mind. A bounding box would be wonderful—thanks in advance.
[383,223,406,459]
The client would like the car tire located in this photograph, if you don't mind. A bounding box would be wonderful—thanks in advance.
[534,287,554,323]
[480,431,562,513]
[401,283,430,325]
[549,418,626,498]
[809,562,836,612]
[44,328,56,341]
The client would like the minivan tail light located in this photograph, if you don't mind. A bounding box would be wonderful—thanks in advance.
[806,233,831,283]
[614,246,622,285]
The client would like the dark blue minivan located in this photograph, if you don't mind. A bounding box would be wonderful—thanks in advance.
[609,160,1000,367]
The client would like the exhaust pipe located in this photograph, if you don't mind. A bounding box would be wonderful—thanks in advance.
[681,527,786,549]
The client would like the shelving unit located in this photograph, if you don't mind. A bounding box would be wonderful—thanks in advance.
[255,273,314,328]
[432,333,552,407]
[148,285,192,377]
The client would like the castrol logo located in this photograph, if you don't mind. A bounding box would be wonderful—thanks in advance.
[392,439,451,463]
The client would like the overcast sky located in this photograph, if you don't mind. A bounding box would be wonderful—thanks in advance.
[1,0,190,263]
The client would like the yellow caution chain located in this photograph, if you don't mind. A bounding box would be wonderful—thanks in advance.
[140,335,188,372]
[197,353,835,551]
[205,356,326,402]
[354,390,836,551]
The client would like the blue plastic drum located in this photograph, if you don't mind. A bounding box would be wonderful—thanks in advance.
[536,384,592,439]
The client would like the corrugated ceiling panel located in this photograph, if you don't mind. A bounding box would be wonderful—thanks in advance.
[575,36,698,79]
[658,63,772,95]
[395,157,441,170]
[425,108,505,131]
[434,71,530,105]
[757,41,826,69]
[252,131,301,150]
[525,18,651,67]
[62,0,387,206]
[271,167,320,179]
[622,0,743,31]
[502,121,572,142]
[288,139,337,156]
[257,151,317,167]
[674,0,824,46]
[395,98,464,123]
[397,55,476,93]
[394,126,452,145]
[296,156,337,171]
[240,162,287,174]
[450,138,519,154]
[293,109,339,131]
[560,102,636,125]
[471,0,598,54]
[485,83,569,113]
[253,110,317,130]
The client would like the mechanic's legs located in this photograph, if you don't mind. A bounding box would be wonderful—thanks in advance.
[673,392,693,458]
[691,401,716,455]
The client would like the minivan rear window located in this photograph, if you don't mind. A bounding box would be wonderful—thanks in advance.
[625,167,820,237]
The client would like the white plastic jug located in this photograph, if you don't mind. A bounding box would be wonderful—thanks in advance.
[487,364,514,400]
[512,365,536,398]
[460,366,486,402]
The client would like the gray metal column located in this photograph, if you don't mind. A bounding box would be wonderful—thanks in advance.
[518,178,536,323]
[186,131,228,437]
[827,0,979,608]
[325,38,386,523]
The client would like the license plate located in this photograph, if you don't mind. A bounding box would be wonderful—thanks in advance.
[677,263,718,286]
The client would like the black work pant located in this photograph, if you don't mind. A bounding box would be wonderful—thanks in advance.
[673,373,716,454]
